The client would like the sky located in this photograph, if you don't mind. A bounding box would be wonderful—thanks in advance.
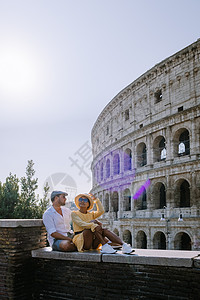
[0,0,200,201]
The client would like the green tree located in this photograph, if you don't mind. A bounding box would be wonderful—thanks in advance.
[0,173,19,218]
[0,160,49,219]
[14,160,38,218]
[14,160,49,219]
[35,182,50,218]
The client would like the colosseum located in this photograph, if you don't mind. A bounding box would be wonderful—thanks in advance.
[91,39,200,251]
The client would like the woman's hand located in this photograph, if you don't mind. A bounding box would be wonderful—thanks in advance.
[94,220,102,226]
[88,193,97,201]
[90,219,102,226]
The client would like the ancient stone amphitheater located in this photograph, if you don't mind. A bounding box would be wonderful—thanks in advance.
[91,39,200,251]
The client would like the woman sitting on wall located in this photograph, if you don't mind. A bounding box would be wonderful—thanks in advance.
[71,193,134,254]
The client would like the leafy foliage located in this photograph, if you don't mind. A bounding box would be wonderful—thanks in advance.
[0,174,19,218]
[0,160,49,219]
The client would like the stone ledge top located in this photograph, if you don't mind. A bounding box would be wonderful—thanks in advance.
[32,247,200,268]
[0,219,43,227]
[32,247,101,262]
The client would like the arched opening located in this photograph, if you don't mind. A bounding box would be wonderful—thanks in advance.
[137,143,147,167]
[136,187,147,210]
[178,130,190,156]
[159,137,166,160]
[159,184,166,208]
[153,136,166,162]
[113,154,120,175]
[153,182,166,209]
[136,231,147,249]
[174,179,190,208]
[180,181,190,207]
[174,232,191,250]
[106,159,110,178]
[153,231,166,249]
[100,162,103,181]
[123,230,132,246]
[141,189,147,209]
[123,188,131,211]
[124,148,132,171]
[174,128,190,157]
[111,191,119,213]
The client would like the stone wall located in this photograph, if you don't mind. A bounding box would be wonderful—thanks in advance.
[0,220,46,299]
[32,247,200,300]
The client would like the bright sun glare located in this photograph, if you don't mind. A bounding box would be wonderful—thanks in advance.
[0,47,39,98]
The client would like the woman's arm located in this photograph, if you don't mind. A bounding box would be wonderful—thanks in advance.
[93,198,105,219]
[71,212,98,232]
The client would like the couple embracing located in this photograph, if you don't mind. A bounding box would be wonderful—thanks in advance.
[43,191,134,254]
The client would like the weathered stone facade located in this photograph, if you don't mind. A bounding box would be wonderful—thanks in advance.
[91,39,200,251]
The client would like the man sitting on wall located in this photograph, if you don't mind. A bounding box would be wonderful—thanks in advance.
[43,191,77,252]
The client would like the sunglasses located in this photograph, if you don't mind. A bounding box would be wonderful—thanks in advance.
[78,198,89,203]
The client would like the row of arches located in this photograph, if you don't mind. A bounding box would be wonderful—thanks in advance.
[114,229,192,250]
[102,178,191,212]
[95,128,190,182]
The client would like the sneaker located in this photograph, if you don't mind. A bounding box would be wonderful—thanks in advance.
[122,243,134,254]
[100,243,117,254]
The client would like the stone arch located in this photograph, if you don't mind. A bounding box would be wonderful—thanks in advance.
[174,179,190,208]
[136,231,147,249]
[153,231,166,249]
[137,142,147,167]
[100,162,104,181]
[174,232,192,250]
[111,191,119,212]
[173,128,190,157]
[124,148,132,171]
[123,230,132,245]
[153,135,166,162]
[113,153,120,175]
[123,188,131,211]
[152,182,166,209]
[106,159,110,178]
[135,186,147,210]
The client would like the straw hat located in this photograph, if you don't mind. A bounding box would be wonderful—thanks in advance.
[74,193,94,210]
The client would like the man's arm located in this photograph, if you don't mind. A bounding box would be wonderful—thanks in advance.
[43,211,72,241]
[51,232,72,241]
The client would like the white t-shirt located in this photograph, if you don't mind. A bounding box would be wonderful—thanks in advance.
[43,205,72,247]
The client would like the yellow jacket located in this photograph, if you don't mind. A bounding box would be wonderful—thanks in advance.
[71,198,105,233]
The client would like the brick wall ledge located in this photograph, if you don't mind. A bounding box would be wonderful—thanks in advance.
[0,219,43,227]
[32,247,200,267]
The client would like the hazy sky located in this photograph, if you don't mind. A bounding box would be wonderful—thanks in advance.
[0,0,200,199]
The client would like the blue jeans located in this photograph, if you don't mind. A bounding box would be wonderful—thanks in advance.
[52,239,63,251]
